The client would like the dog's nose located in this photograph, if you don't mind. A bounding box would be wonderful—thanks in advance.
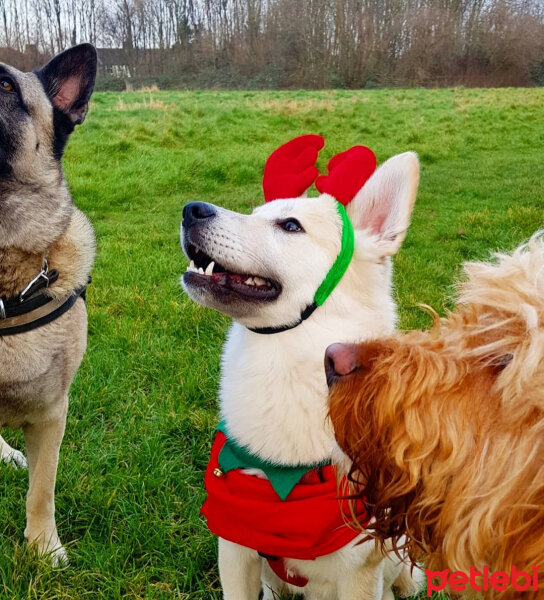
[325,343,359,386]
[182,202,216,229]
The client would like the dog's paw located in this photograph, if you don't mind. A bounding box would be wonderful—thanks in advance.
[1,448,28,469]
[26,532,68,567]
[49,545,69,568]
[393,563,426,597]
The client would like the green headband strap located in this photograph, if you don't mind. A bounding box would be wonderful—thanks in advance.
[313,203,355,307]
[249,202,355,335]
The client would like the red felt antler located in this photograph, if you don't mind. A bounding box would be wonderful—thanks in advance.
[315,146,376,206]
[263,134,325,202]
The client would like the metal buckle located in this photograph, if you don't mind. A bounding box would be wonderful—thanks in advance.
[19,259,50,302]
[0,298,5,320]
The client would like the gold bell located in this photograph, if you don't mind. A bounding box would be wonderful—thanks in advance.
[213,468,224,478]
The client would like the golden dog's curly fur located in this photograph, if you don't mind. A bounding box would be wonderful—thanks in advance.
[328,234,544,598]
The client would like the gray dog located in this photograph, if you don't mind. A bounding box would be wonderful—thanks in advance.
[0,44,97,564]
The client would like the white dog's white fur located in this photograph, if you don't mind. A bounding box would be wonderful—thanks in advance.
[182,152,424,599]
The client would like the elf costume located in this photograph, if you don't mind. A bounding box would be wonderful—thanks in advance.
[201,135,377,588]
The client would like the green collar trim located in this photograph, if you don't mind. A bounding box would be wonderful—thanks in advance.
[216,420,330,500]
[248,202,355,335]
[314,203,355,307]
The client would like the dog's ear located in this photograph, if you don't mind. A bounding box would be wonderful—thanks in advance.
[36,44,97,156]
[37,43,97,126]
[347,152,419,256]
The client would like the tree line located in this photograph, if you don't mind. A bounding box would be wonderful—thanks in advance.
[1,0,543,89]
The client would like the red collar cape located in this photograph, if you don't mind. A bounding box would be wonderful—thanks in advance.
[201,429,369,587]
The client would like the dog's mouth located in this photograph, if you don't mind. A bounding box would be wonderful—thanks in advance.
[183,243,281,301]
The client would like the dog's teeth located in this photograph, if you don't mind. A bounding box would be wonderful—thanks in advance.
[253,277,266,286]
[205,261,215,276]
[186,261,196,273]
[198,267,204,275]
[245,277,255,286]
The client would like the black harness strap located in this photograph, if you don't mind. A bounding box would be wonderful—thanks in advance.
[0,286,87,337]
[0,262,58,319]
[0,261,90,337]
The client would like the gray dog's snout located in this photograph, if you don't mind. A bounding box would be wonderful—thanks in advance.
[182,202,216,229]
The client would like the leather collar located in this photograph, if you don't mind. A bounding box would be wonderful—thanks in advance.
[0,261,89,337]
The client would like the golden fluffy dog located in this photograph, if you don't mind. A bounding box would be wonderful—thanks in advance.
[326,235,544,599]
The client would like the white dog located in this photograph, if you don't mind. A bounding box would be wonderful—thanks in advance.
[181,136,424,600]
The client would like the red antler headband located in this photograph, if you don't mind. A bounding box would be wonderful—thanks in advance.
[262,134,376,205]
[253,136,377,335]
[315,145,376,205]
[262,134,324,202]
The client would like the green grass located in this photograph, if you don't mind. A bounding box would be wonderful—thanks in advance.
[1,87,543,599]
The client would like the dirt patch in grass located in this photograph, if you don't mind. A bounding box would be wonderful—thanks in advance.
[116,92,174,111]
[254,95,369,114]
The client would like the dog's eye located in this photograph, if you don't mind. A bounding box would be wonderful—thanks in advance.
[278,219,304,233]
[0,78,14,93]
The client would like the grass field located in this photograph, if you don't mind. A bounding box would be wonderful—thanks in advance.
[1,87,543,599]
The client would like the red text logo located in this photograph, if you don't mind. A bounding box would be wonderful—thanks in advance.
[426,566,539,596]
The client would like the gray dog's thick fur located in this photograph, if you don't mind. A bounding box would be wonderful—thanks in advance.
[0,44,97,564]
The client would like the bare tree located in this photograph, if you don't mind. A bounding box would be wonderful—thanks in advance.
[0,0,542,88]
